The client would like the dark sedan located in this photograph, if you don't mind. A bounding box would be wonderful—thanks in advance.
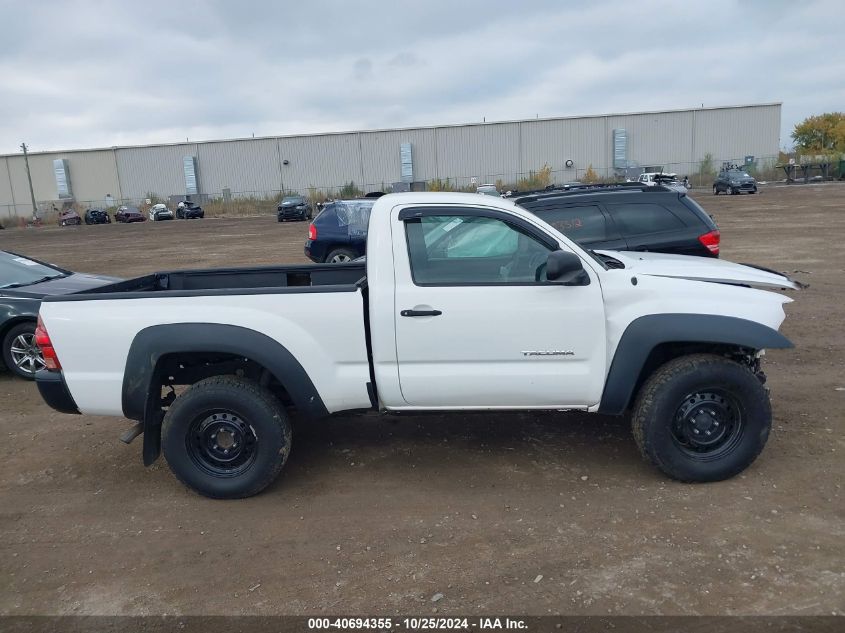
[277,195,312,221]
[0,251,118,379]
[84,208,111,224]
[115,206,145,223]
[176,201,204,219]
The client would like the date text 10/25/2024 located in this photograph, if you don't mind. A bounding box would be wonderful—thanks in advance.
[307,618,528,631]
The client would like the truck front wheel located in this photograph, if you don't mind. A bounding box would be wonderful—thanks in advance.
[631,354,771,482]
[162,376,292,499]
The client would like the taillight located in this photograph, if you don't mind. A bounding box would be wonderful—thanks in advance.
[698,229,720,255]
[308,223,317,240]
[34,315,61,371]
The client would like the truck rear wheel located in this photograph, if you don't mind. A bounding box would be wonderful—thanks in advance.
[631,354,771,482]
[162,376,292,499]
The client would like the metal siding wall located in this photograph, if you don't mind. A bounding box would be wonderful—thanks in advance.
[693,104,781,162]
[196,139,280,195]
[0,157,14,206]
[56,150,121,203]
[115,143,198,200]
[435,123,521,186]
[0,104,782,206]
[277,134,361,193]
[14,153,57,199]
[359,128,438,187]
[606,110,695,166]
[520,117,607,181]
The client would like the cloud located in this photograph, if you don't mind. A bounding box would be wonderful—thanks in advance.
[353,58,373,80]
[0,0,842,153]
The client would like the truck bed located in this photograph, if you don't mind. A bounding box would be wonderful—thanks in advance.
[61,262,367,299]
[38,261,373,416]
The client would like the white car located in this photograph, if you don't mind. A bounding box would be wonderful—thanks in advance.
[35,192,800,498]
[637,172,688,193]
[476,184,500,197]
[148,203,174,221]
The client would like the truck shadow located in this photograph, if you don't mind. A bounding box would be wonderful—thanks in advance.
[276,409,646,490]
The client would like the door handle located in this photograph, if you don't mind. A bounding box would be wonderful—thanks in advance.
[401,309,442,317]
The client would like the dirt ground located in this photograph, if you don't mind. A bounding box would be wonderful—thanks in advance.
[0,185,842,617]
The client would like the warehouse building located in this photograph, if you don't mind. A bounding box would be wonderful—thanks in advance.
[1,103,781,218]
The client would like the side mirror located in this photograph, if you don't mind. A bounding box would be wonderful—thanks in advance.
[546,250,590,286]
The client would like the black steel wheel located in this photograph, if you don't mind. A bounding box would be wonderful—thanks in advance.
[632,354,771,482]
[162,376,292,499]
[671,389,743,460]
[186,411,258,478]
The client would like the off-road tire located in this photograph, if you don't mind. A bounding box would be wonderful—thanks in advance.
[162,376,292,499]
[631,354,771,482]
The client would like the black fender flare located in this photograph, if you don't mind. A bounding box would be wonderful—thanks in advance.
[597,314,793,415]
[122,324,329,464]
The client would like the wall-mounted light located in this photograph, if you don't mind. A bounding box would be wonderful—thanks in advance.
[283,159,290,166]
[565,159,574,168]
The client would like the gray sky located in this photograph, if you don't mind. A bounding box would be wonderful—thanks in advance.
[1,0,842,154]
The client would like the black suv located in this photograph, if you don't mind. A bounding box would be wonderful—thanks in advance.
[277,195,312,221]
[512,184,720,257]
[713,167,757,195]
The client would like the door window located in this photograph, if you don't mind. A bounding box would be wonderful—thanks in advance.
[405,214,554,285]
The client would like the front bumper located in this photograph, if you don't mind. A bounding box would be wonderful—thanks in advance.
[36,371,79,414]
[278,207,307,219]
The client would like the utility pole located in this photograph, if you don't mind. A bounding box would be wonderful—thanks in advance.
[20,142,38,217]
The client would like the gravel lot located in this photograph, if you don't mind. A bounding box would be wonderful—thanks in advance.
[0,185,842,616]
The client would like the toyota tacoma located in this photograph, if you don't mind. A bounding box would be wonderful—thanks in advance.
[34,193,800,498]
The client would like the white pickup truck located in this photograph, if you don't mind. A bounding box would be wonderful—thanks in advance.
[35,192,800,499]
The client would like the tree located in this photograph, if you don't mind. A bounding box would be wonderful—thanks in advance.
[791,112,845,154]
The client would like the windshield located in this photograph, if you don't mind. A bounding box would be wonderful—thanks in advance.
[0,252,65,288]
[282,196,305,204]
[122,207,140,213]
[728,171,752,178]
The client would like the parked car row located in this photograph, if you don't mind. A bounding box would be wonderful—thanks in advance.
[58,201,205,226]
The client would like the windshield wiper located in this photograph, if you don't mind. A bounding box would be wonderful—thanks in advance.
[0,274,65,289]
